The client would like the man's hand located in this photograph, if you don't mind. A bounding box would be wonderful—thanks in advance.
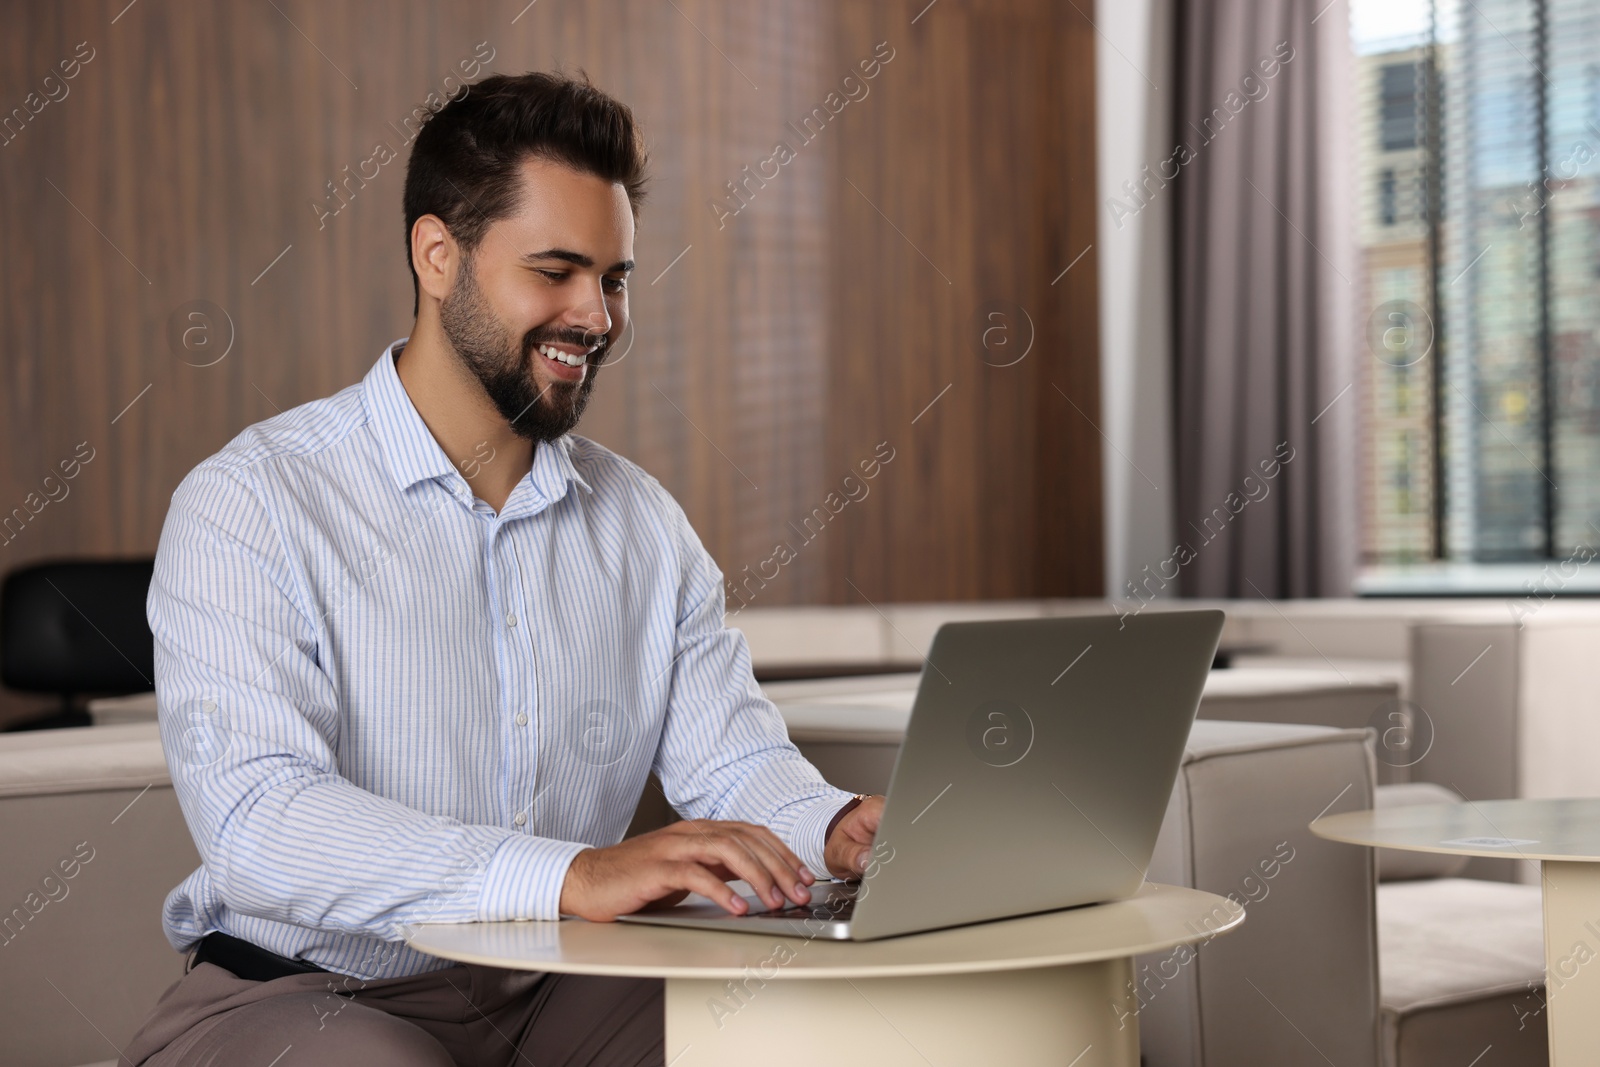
[824,795,885,880]
[558,820,816,922]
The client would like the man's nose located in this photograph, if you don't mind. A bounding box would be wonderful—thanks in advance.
[565,297,612,346]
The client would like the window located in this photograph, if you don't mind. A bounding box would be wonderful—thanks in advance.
[1380,62,1421,150]
[1353,0,1600,567]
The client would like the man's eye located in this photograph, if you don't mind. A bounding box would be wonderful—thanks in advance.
[536,270,566,282]
[603,277,627,293]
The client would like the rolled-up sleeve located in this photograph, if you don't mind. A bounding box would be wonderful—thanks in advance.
[151,461,588,940]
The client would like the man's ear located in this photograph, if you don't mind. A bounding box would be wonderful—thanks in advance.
[411,215,457,306]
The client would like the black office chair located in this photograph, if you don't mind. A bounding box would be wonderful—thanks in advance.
[0,558,156,730]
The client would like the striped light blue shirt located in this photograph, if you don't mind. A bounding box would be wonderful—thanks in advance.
[151,337,853,980]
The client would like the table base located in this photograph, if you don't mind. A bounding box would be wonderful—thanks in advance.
[665,956,1137,1066]
[1543,860,1600,1063]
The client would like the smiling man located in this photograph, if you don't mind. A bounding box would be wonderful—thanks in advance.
[122,72,884,1067]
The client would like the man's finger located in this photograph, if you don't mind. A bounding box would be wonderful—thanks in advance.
[735,827,814,903]
[679,829,790,910]
[664,860,749,915]
[721,822,812,886]
[683,822,811,905]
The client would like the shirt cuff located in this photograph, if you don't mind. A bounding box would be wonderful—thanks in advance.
[477,834,593,922]
[785,790,857,877]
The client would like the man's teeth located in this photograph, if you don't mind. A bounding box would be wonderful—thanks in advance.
[537,343,587,367]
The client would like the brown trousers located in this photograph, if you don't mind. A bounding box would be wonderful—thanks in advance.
[118,954,663,1067]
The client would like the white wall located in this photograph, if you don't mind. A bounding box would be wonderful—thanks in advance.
[1095,0,1177,600]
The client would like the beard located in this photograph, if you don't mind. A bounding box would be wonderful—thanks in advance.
[437,253,604,443]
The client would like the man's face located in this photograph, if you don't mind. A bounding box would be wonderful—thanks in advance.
[438,157,635,443]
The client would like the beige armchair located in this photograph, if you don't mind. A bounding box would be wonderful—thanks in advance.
[0,722,196,1067]
[1367,782,1546,1067]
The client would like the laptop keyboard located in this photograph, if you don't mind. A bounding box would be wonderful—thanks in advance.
[733,882,858,921]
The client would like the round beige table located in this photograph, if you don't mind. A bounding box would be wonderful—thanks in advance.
[1313,798,1600,1066]
[407,882,1244,1067]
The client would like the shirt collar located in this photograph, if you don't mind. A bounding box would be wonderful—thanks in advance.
[362,337,593,500]
[525,418,594,505]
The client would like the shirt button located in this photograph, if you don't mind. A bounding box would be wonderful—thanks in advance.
[506,612,518,627]
[515,712,529,726]
[513,812,527,827]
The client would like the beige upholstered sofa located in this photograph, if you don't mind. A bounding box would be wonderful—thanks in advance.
[741,597,1600,814]
[92,595,1600,819]
[778,689,1389,1066]
[7,594,1584,1065]
[1140,721,1380,1066]
[770,660,1551,1067]
[4,714,1390,1067]
[1371,783,1546,1066]
[1406,606,1600,874]
[0,723,197,1067]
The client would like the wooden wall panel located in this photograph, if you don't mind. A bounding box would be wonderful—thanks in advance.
[820,0,1105,604]
[0,0,1100,723]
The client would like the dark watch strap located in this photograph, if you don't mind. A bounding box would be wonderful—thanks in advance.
[826,794,869,843]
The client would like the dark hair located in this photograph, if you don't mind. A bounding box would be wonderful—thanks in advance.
[402,70,649,316]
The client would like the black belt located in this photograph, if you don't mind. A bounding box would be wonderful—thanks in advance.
[192,931,332,982]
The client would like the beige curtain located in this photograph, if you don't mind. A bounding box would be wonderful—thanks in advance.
[1171,0,1357,597]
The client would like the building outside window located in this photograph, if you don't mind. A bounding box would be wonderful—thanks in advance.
[1352,0,1600,588]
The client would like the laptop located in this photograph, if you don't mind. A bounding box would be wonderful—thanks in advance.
[617,609,1224,941]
